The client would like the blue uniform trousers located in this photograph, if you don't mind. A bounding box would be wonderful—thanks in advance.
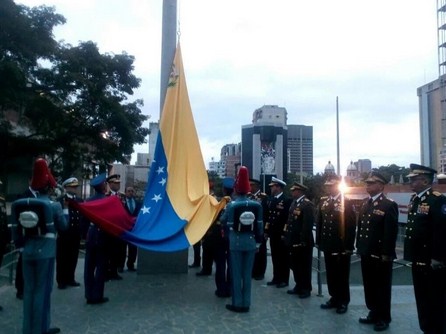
[22,257,54,334]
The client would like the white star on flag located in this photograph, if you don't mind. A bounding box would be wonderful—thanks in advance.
[152,194,162,203]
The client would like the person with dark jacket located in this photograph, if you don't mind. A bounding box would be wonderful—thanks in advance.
[356,171,398,332]
[404,164,446,334]
[56,177,83,289]
[316,175,356,314]
[264,177,291,288]
[83,173,109,305]
[285,182,315,299]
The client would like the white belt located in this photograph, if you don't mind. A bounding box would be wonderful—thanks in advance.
[43,233,56,239]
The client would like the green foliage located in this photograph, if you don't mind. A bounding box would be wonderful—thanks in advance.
[0,1,149,181]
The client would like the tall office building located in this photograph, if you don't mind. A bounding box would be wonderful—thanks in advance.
[287,125,313,176]
[241,105,288,188]
[416,3,446,172]
[220,143,241,178]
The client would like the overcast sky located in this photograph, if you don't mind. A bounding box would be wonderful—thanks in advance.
[19,0,439,174]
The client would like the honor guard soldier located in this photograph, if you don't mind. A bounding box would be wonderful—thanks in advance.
[264,177,291,288]
[83,173,109,305]
[221,166,263,313]
[356,171,398,332]
[404,164,446,334]
[316,176,356,313]
[284,182,315,299]
[12,158,68,334]
[56,177,83,289]
[105,174,126,279]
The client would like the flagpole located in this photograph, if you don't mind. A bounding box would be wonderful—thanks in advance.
[336,96,340,176]
[160,0,177,115]
[139,0,189,275]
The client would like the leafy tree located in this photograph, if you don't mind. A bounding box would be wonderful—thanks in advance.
[1,1,149,182]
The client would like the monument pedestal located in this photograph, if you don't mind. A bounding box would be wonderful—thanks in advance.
[137,248,188,274]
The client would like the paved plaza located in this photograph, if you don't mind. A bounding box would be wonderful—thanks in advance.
[0,249,422,334]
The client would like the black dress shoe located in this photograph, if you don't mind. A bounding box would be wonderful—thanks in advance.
[336,304,348,314]
[266,280,278,286]
[373,321,389,332]
[252,275,264,280]
[359,315,375,324]
[240,306,250,313]
[287,288,299,295]
[0,305,3,311]
[87,297,109,305]
[320,300,336,309]
[68,281,81,287]
[298,291,311,299]
[43,327,61,334]
[225,304,244,313]
[188,263,200,268]
[16,292,23,300]
[57,284,67,290]
[276,282,288,288]
[196,271,211,276]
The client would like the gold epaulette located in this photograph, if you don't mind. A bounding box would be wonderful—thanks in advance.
[321,196,328,200]
[433,191,442,197]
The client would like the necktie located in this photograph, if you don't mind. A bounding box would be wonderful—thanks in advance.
[128,198,135,213]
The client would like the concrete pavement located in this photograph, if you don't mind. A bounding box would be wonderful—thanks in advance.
[0,249,422,334]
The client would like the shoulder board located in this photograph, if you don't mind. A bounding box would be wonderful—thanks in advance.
[433,191,442,197]
[321,196,328,200]
[303,198,311,202]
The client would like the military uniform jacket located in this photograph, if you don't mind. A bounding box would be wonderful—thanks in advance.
[220,195,263,251]
[284,196,315,248]
[356,194,399,258]
[61,194,83,231]
[264,194,291,237]
[404,189,446,263]
[316,196,356,253]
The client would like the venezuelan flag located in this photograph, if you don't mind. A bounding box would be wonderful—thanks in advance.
[75,43,226,252]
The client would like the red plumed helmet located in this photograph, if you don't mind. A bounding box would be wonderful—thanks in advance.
[30,158,57,190]
[234,166,251,195]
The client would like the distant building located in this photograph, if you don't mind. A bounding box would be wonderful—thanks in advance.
[355,159,372,174]
[208,158,226,178]
[221,143,241,178]
[242,105,288,183]
[324,161,336,175]
[287,125,313,176]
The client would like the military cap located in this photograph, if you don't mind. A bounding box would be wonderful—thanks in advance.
[106,174,121,183]
[222,177,235,189]
[268,177,286,187]
[290,182,308,191]
[249,178,261,185]
[90,173,107,187]
[62,177,79,188]
[364,171,388,184]
[324,175,341,186]
[406,163,437,178]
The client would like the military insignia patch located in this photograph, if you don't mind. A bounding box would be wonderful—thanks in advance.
[373,209,385,216]
[417,204,430,215]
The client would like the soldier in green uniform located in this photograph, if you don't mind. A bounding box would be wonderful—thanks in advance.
[316,175,356,314]
[356,171,398,332]
[404,164,446,334]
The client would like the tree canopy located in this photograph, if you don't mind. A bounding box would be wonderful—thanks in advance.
[0,0,149,180]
